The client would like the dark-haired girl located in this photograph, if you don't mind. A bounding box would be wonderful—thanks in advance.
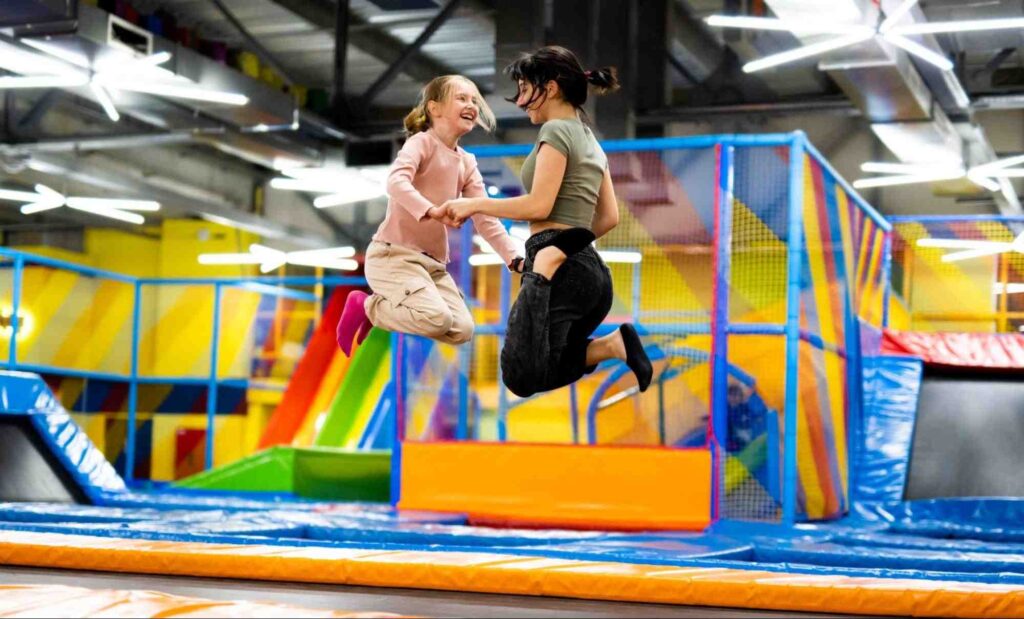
[444,46,652,398]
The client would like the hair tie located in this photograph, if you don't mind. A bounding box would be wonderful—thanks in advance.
[584,70,593,78]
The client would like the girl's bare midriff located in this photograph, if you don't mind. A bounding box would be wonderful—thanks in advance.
[530,220,576,235]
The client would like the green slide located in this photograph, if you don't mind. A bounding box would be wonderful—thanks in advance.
[315,327,390,447]
[175,328,393,501]
[176,445,390,501]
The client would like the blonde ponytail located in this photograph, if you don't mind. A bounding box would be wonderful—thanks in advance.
[403,104,430,135]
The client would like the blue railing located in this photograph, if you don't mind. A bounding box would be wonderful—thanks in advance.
[463,132,891,525]
[0,246,365,482]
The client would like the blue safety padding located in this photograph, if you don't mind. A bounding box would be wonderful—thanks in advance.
[831,530,1024,555]
[0,371,127,501]
[126,519,306,538]
[755,540,1024,574]
[513,537,754,563]
[4,517,1024,585]
[0,371,63,415]
[308,521,610,547]
[853,497,1024,529]
[891,521,1024,543]
[0,503,154,524]
[853,355,922,506]
[94,490,466,524]
[0,496,1024,584]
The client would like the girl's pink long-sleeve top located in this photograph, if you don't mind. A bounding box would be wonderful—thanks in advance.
[373,129,518,265]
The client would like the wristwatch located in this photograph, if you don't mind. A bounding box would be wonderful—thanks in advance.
[508,256,525,273]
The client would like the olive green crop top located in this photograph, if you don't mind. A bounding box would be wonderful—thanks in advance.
[519,118,607,230]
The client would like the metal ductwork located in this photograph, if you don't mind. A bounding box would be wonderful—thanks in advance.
[0,3,329,170]
[680,0,827,98]
[764,0,1020,214]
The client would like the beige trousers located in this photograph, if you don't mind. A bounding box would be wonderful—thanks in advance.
[364,241,474,345]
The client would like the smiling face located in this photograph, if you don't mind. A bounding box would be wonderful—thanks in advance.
[428,78,482,138]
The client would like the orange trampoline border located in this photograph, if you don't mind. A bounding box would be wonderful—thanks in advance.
[0,531,1022,617]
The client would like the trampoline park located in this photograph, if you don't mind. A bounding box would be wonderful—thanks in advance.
[4,0,1024,617]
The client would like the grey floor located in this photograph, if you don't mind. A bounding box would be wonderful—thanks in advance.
[0,565,876,618]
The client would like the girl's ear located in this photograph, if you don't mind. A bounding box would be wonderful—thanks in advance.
[426,100,439,118]
[546,80,557,98]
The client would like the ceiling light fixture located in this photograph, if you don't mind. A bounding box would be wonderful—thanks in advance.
[0,184,158,224]
[269,166,389,208]
[198,244,358,273]
[704,0,1013,74]
[855,154,1024,192]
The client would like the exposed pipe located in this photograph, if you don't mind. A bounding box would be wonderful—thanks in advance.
[639,98,859,122]
[2,128,227,153]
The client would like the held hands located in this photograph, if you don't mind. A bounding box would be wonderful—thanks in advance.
[426,205,463,228]
[440,198,476,226]
[426,199,476,228]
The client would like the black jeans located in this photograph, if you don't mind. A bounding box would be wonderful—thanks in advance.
[501,229,614,398]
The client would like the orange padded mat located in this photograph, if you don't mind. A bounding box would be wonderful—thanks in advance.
[0,531,1023,617]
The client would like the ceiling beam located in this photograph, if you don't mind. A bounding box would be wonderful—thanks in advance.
[360,0,463,108]
[211,0,298,88]
[268,0,464,86]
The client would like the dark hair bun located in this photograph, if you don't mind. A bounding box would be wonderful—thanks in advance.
[586,66,619,93]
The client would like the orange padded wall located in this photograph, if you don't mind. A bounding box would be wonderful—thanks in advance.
[399,442,711,531]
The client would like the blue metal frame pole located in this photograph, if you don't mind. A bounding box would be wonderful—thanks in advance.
[887,214,1024,224]
[389,332,406,505]
[9,255,23,366]
[457,224,472,440]
[710,144,735,522]
[882,229,893,329]
[205,283,223,470]
[465,133,800,159]
[497,265,512,441]
[782,133,807,525]
[125,281,142,483]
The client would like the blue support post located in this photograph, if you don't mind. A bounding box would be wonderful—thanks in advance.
[9,255,23,366]
[125,281,142,484]
[457,224,472,440]
[497,265,512,441]
[782,133,807,525]
[710,144,735,522]
[389,332,406,505]
[882,229,893,329]
[205,283,222,471]
[767,410,781,503]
